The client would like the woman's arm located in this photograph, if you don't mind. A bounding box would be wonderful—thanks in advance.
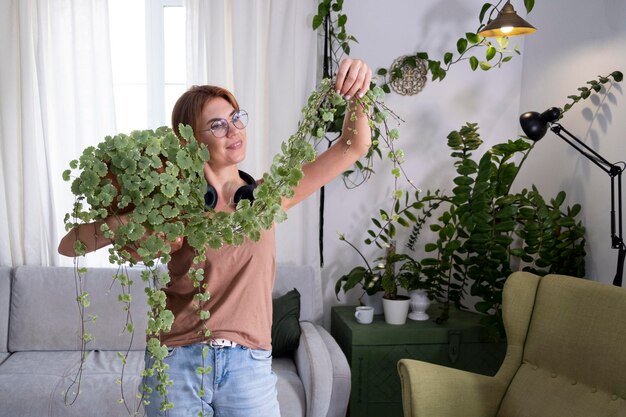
[282,59,372,210]
[58,214,183,260]
[58,215,127,257]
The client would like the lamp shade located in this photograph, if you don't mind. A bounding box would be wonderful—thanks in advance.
[478,1,536,37]
[519,107,561,141]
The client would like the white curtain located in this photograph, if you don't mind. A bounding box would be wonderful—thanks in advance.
[0,0,321,267]
[0,0,116,267]
[185,0,321,265]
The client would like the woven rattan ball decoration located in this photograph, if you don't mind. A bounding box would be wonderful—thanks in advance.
[390,56,428,96]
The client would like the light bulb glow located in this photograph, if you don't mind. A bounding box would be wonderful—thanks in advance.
[500,26,514,34]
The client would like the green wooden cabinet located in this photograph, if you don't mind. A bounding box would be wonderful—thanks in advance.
[331,305,506,417]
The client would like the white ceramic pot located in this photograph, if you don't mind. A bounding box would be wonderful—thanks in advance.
[408,289,431,321]
[362,291,384,315]
[382,296,410,325]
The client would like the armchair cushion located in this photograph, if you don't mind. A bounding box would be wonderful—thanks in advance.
[498,274,626,417]
[398,360,507,417]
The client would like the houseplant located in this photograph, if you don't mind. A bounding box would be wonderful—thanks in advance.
[393,252,433,321]
[378,241,411,325]
[338,125,586,334]
[335,236,434,324]
[334,233,385,312]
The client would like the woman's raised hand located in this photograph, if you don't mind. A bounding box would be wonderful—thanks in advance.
[334,58,372,100]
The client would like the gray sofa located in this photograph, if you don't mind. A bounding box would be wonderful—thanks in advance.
[0,264,350,417]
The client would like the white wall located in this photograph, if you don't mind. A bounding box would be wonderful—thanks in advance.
[517,0,626,284]
[312,0,527,321]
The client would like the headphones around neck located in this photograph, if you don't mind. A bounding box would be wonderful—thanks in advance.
[204,170,257,210]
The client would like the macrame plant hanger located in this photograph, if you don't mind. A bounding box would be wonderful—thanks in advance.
[319,14,335,268]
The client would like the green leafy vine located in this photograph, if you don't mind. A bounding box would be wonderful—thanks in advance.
[378,1,535,90]
[562,70,623,114]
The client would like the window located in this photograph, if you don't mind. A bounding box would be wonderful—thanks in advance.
[108,0,186,133]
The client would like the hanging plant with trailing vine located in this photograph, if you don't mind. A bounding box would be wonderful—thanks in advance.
[62,77,400,413]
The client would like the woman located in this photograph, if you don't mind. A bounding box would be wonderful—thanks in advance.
[58,58,372,417]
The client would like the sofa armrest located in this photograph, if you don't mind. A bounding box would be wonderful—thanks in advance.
[314,324,350,417]
[398,359,508,417]
[294,321,332,417]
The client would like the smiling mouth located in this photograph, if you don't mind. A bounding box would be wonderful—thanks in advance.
[227,140,243,150]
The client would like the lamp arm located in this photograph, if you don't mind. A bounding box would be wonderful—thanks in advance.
[613,159,625,287]
[550,123,625,287]
[550,124,615,175]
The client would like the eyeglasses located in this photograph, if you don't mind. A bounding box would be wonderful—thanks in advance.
[200,110,248,138]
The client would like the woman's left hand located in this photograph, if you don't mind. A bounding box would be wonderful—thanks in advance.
[335,58,372,100]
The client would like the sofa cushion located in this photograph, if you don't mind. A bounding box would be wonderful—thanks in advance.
[0,267,10,353]
[498,275,626,417]
[0,351,305,417]
[272,288,301,357]
[1,264,329,417]
[11,264,322,352]
[9,266,150,351]
[0,350,144,417]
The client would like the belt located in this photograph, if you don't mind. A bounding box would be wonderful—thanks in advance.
[206,338,238,348]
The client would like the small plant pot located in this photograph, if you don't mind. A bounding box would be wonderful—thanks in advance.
[382,295,410,325]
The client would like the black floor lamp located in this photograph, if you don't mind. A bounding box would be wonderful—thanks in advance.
[520,107,625,287]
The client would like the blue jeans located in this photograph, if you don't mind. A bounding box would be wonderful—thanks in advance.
[142,343,280,417]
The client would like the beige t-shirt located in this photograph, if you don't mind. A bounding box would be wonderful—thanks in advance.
[161,226,276,350]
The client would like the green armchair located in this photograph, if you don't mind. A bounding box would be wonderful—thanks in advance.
[398,271,626,417]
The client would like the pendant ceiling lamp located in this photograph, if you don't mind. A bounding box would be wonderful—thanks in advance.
[478,1,536,37]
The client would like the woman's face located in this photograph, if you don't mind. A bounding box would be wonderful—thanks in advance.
[196,96,247,169]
